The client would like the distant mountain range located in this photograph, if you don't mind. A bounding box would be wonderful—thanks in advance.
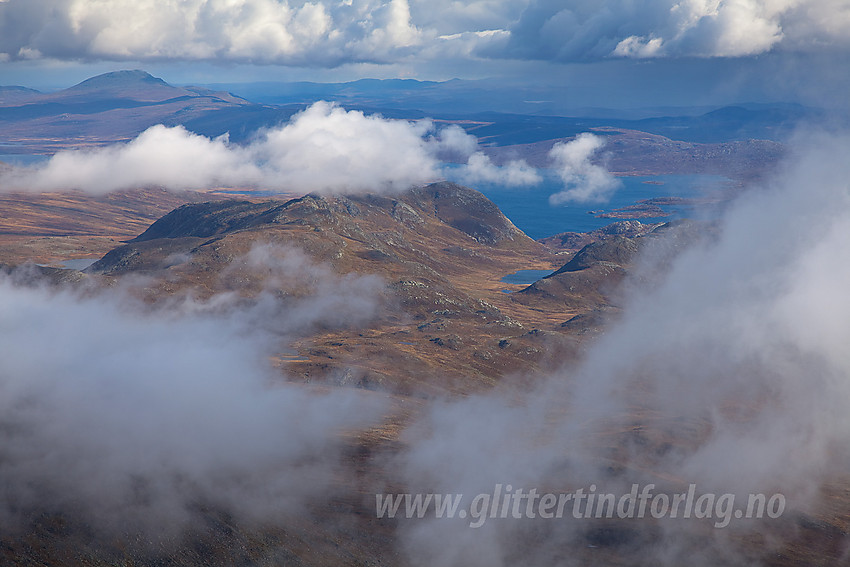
[0,70,292,152]
[203,76,829,143]
[1,69,247,105]
[0,69,813,180]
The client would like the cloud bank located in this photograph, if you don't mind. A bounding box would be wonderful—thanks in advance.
[548,132,621,204]
[1,0,847,66]
[391,132,850,564]
[0,244,387,536]
[0,102,538,195]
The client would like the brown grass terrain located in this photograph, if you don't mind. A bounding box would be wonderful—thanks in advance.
[0,188,296,264]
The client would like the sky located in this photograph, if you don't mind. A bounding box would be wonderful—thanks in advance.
[1,0,849,108]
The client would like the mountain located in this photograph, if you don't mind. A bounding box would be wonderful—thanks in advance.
[0,70,288,153]
[0,85,42,104]
[539,220,663,251]
[206,77,827,143]
[82,182,577,394]
[2,180,630,395]
[45,70,251,106]
[57,69,180,102]
[124,182,525,246]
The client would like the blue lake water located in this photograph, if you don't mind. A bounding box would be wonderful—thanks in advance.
[445,172,730,239]
[59,258,99,270]
[0,154,50,166]
[500,269,553,284]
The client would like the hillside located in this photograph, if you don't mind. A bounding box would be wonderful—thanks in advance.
[0,187,245,265]
[80,182,582,395]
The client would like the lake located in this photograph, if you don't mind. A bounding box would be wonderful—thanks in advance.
[0,154,50,166]
[500,269,553,284]
[58,258,99,270]
[444,171,730,239]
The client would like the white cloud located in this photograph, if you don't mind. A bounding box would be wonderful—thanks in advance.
[0,101,449,194]
[456,151,541,186]
[11,125,262,193]
[612,34,665,57]
[432,123,480,157]
[547,132,621,204]
[614,0,787,58]
[251,101,438,193]
[0,105,546,194]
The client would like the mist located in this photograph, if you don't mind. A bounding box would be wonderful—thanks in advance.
[0,243,388,537]
[389,131,850,565]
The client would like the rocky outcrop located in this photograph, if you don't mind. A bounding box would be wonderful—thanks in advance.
[548,236,642,275]
[539,220,663,252]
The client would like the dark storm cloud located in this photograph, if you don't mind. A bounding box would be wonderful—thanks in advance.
[501,0,850,61]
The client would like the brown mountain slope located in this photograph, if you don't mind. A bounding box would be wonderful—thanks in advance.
[83,182,580,395]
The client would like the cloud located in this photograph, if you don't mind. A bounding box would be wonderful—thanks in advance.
[0,0,423,66]
[547,132,621,204]
[0,244,387,536]
[389,131,850,564]
[251,101,440,193]
[8,124,262,194]
[0,105,544,194]
[613,0,786,58]
[0,101,449,194]
[433,123,542,187]
[218,243,388,332]
[409,0,526,37]
[503,0,850,61]
[456,152,542,186]
[2,0,846,66]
